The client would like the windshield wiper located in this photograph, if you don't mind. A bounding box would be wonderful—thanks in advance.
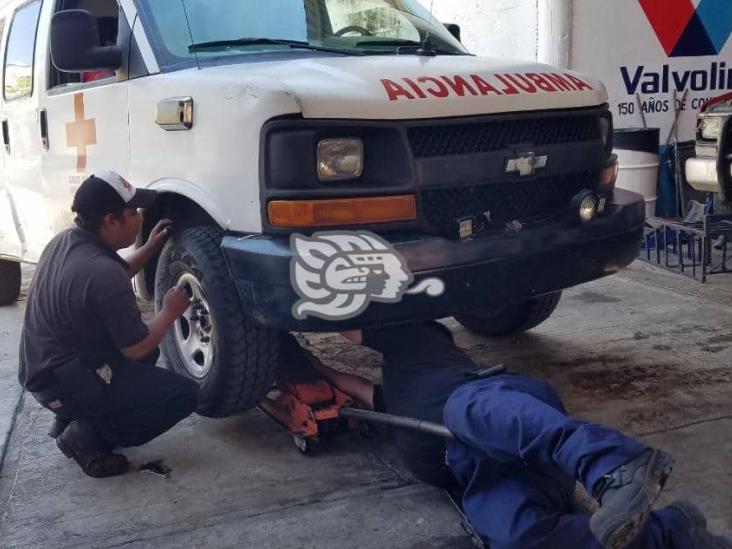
[355,38,461,55]
[189,37,362,55]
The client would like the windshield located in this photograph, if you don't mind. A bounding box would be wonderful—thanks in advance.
[136,0,468,67]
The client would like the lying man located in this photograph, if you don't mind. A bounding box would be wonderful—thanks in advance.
[295,322,729,549]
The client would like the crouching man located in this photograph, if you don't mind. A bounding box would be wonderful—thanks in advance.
[19,171,200,478]
[300,322,729,549]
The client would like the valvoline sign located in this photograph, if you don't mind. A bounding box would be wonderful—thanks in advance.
[571,0,732,140]
[640,0,732,57]
[620,0,732,99]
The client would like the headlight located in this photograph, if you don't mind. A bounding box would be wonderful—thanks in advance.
[317,138,364,181]
[700,116,723,140]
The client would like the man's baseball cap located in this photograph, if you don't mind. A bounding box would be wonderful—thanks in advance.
[72,171,157,220]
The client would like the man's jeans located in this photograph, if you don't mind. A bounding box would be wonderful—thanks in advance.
[33,351,200,448]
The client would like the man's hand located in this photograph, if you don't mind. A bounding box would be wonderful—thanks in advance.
[125,219,175,278]
[121,286,191,360]
[163,286,191,319]
[147,219,174,251]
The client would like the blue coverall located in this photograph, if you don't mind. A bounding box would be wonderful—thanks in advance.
[443,375,695,548]
[361,321,693,549]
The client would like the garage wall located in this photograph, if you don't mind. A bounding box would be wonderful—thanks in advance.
[431,0,539,61]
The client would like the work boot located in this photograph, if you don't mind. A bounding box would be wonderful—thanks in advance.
[48,416,71,439]
[56,421,129,478]
[667,501,732,549]
[590,449,674,549]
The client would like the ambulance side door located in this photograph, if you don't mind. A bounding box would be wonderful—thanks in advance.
[38,0,130,238]
[0,13,23,262]
[1,0,45,262]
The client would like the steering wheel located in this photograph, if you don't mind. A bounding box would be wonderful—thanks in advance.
[334,25,373,37]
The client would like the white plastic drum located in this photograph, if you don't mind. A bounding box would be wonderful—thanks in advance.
[614,128,661,219]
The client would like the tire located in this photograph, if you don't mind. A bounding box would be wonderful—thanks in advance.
[155,226,280,418]
[455,292,562,337]
[0,259,21,306]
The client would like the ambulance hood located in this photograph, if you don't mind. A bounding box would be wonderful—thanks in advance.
[207,54,608,119]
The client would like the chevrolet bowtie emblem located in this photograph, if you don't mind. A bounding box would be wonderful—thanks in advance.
[506,153,548,177]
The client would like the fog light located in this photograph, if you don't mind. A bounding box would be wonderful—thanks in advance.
[317,138,364,181]
[571,190,598,222]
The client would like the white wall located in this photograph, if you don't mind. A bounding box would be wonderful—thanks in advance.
[431,0,539,61]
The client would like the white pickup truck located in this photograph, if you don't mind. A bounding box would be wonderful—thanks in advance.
[0,0,644,417]
[686,92,732,203]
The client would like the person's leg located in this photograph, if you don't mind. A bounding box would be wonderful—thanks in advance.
[444,374,674,549]
[448,441,683,549]
[46,349,158,439]
[448,440,601,548]
[443,374,647,492]
[88,359,200,448]
[656,501,732,548]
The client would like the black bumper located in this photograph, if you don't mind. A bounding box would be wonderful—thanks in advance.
[222,189,644,331]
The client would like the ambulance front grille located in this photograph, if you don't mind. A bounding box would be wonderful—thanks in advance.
[408,114,600,158]
[421,170,599,237]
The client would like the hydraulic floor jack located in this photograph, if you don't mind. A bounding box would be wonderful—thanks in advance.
[258,351,501,548]
[258,344,463,454]
[258,374,456,454]
[259,367,358,454]
[259,357,505,457]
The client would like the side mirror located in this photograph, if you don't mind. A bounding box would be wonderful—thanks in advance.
[445,23,461,43]
[50,10,122,73]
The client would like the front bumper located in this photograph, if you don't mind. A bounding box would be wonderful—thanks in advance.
[686,156,729,194]
[222,189,645,331]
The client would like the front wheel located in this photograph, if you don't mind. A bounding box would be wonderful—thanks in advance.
[155,226,280,418]
[0,259,21,306]
[455,292,562,337]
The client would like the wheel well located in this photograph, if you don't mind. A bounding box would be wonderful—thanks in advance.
[138,194,220,300]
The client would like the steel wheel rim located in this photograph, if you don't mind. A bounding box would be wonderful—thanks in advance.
[173,273,215,379]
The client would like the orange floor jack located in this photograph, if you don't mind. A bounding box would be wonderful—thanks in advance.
[258,348,363,454]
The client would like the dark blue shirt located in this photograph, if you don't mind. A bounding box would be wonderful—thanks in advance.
[363,321,476,487]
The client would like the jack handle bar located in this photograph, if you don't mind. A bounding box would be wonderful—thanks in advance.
[339,408,456,441]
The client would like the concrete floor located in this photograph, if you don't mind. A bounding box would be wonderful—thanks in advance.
[0,262,730,548]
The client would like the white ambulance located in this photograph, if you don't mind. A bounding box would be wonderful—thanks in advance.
[0,0,644,417]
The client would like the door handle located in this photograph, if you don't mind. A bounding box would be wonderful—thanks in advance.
[39,109,49,151]
[2,120,9,154]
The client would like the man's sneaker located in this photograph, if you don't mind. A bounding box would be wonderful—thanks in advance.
[48,416,71,439]
[667,501,732,549]
[56,421,129,478]
[590,448,674,549]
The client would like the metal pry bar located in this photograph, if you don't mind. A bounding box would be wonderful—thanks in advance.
[338,408,456,441]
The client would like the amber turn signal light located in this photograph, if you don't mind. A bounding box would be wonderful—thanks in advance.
[599,155,619,193]
[268,195,417,228]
